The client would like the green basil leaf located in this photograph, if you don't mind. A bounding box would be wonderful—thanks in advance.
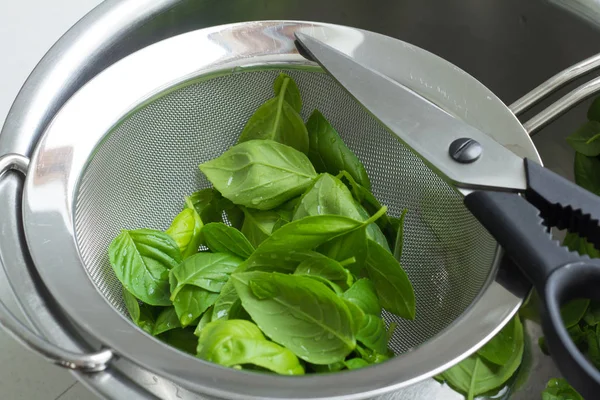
[477,317,518,366]
[343,298,365,335]
[231,271,356,364]
[393,209,408,261]
[542,378,584,400]
[194,307,214,336]
[584,300,600,326]
[303,275,344,295]
[566,121,600,156]
[109,229,182,306]
[564,232,600,258]
[274,196,301,222]
[356,314,388,355]
[201,222,255,259]
[309,362,345,373]
[438,316,524,398]
[166,208,203,258]
[306,110,371,190]
[356,200,390,253]
[365,240,415,319]
[355,344,391,364]
[169,252,243,299]
[588,96,600,122]
[250,210,386,257]
[244,249,317,274]
[211,279,243,321]
[294,253,349,289]
[273,73,302,113]
[344,358,369,370]
[342,278,381,316]
[197,319,304,375]
[172,285,218,327]
[293,173,364,221]
[237,77,309,153]
[122,287,156,334]
[200,140,317,210]
[153,307,182,335]
[272,218,288,232]
[241,208,280,248]
[561,298,590,328]
[586,324,600,369]
[337,170,396,248]
[574,152,600,196]
[319,228,368,277]
[159,328,198,355]
[186,188,224,224]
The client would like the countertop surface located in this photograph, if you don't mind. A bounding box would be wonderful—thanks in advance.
[0,1,102,398]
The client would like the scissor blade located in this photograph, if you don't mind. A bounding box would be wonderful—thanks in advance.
[295,32,526,192]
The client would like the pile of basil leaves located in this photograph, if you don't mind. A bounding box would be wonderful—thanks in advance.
[108,73,416,375]
[437,99,600,399]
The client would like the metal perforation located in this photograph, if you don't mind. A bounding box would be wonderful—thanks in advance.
[74,68,497,355]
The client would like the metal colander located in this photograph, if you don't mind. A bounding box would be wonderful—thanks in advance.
[18,21,536,400]
[75,67,496,354]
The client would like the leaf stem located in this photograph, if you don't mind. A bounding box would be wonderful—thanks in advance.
[365,206,388,226]
[339,257,357,267]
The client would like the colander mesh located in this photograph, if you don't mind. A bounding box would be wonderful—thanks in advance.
[74,68,497,354]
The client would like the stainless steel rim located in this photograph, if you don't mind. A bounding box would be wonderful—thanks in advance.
[21,21,538,400]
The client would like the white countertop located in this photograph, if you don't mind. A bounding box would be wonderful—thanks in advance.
[0,1,102,398]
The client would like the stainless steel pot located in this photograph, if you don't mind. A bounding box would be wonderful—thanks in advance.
[2,1,600,399]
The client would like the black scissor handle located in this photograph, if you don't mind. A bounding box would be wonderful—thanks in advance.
[464,159,600,400]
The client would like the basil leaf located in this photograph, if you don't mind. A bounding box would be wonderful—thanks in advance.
[231,271,356,364]
[197,319,305,375]
[122,287,156,334]
[200,140,317,210]
[186,188,224,224]
[273,73,302,113]
[306,110,371,190]
[109,229,182,306]
[561,298,590,328]
[310,362,345,373]
[274,196,301,222]
[241,208,279,248]
[566,121,600,156]
[211,279,242,321]
[166,208,203,258]
[365,240,415,319]
[293,173,364,221]
[237,76,309,153]
[169,253,243,299]
[343,298,365,335]
[303,275,344,295]
[338,170,396,248]
[355,344,391,364]
[584,300,600,326]
[564,232,600,258]
[586,324,600,369]
[477,317,518,366]
[172,285,218,327]
[356,314,388,355]
[244,250,318,274]
[153,307,182,335]
[588,96,600,122]
[345,358,369,370]
[159,328,198,355]
[574,152,600,196]
[251,210,386,257]
[319,228,368,277]
[542,378,583,400]
[201,223,255,259]
[294,253,350,289]
[356,200,390,252]
[438,316,524,398]
[393,209,408,261]
[342,278,381,316]
[194,306,214,336]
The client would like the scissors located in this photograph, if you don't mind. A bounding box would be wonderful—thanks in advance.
[295,31,600,398]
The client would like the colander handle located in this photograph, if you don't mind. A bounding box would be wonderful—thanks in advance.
[0,154,113,372]
[464,161,600,399]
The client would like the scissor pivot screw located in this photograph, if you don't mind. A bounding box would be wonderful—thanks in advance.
[449,138,482,163]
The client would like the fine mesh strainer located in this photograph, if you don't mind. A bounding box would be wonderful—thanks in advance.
[0,20,593,400]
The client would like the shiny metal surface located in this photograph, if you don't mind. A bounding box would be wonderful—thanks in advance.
[22,21,535,400]
[295,32,528,192]
[2,0,599,399]
[0,157,112,372]
[523,75,600,134]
